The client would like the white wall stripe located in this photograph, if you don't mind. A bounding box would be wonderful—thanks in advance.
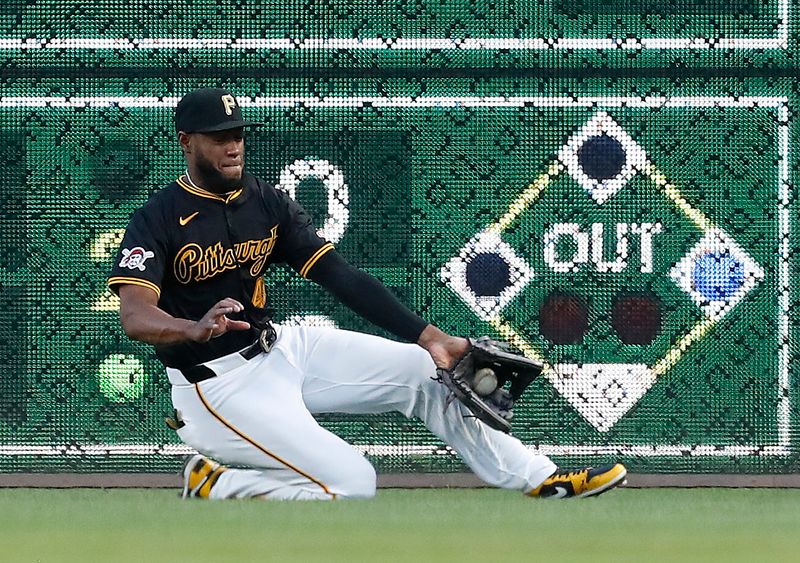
[777,104,791,447]
[0,96,788,109]
[0,35,787,51]
[778,0,789,42]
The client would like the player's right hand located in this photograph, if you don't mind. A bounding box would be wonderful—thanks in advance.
[188,298,251,342]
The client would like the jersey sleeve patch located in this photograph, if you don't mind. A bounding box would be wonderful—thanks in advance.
[119,246,155,271]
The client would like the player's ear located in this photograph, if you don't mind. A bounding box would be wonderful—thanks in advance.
[178,131,192,155]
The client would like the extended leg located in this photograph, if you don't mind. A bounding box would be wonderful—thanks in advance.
[294,326,557,492]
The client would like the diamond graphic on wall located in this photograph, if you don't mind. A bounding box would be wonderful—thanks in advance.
[441,109,775,433]
[558,112,648,204]
[440,230,534,321]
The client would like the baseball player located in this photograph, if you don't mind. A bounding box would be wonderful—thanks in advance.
[108,88,627,500]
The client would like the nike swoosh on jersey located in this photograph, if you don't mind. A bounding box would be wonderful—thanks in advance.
[179,212,200,226]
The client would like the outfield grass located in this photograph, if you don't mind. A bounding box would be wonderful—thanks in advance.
[1,488,798,562]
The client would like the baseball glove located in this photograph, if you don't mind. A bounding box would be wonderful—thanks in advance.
[435,336,543,433]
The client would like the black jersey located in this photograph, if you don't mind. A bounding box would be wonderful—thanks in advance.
[108,172,333,370]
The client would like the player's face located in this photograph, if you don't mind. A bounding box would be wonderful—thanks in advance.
[183,128,246,192]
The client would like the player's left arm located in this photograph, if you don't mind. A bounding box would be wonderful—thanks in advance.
[269,183,466,363]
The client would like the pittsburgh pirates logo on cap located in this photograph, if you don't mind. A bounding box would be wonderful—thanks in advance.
[221,95,236,116]
[175,88,263,133]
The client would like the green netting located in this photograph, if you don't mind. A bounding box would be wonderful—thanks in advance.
[0,1,797,474]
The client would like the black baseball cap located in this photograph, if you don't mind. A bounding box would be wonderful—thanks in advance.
[175,88,263,133]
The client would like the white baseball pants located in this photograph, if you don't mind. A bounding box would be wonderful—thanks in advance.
[169,325,557,500]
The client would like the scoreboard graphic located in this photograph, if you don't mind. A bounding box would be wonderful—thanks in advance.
[0,0,797,473]
[436,99,788,454]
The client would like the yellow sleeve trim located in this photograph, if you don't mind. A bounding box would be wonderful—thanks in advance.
[299,243,335,278]
[107,277,162,299]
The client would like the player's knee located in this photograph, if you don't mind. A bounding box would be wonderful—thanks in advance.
[335,459,377,499]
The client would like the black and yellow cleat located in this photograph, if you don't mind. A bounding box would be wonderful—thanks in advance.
[528,464,627,499]
[181,454,228,499]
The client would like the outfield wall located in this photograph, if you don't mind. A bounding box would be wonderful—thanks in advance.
[0,1,798,474]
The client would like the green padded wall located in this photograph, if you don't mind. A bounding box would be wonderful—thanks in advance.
[0,0,797,474]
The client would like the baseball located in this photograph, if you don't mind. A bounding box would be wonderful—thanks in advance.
[473,367,498,396]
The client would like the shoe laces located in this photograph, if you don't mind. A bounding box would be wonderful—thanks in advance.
[555,468,588,480]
